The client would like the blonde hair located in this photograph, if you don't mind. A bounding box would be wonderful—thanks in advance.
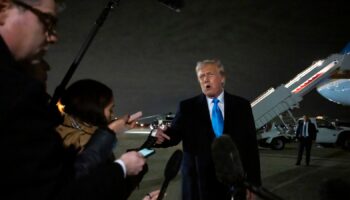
[195,59,225,76]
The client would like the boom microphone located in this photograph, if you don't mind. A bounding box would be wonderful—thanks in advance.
[158,0,184,12]
[157,149,183,200]
[211,135,283,200]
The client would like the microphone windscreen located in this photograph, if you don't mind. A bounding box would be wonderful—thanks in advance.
[211,135,245,186]
[164,149,183,181]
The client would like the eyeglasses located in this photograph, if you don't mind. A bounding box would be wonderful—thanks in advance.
[12,0,58,36]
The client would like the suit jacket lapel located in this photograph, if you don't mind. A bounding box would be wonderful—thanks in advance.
[197,94,213,135]
[223,92,239,135]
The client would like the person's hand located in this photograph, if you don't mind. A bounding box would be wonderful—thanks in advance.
[127,111,142,127]
[109,114,140,134]
[119,151,146,176]
[143,190,160,200]
[108,115,128,134]
[246,189,256,200]
[126,118,138,130]
[154,127,170,144]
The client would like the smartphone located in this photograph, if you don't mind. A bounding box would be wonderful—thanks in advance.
[138,148,155,158]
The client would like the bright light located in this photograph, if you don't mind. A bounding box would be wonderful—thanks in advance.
[56,100,65,115]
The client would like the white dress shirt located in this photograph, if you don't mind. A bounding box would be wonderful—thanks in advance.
[303,122,309,137]
[206,91,225,120]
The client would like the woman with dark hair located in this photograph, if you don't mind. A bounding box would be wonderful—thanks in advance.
[56,79,154,199]
[62,78,114,125]
[57,79,121,152]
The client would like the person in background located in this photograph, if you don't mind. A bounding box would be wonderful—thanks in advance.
[295,115,318,166]
[154,59,261,200]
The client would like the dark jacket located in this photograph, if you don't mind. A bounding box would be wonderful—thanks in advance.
[158,92,261,200]
[296,120,318,140]
[0,36,127,200]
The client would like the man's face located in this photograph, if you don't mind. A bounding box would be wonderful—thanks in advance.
[197,63,225,98]
[0,0,58,61]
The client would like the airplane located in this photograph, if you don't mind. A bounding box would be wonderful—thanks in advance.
[317,78,350,106]
[316,43,350,106]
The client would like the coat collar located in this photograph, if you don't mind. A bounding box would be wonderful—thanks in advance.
[198,93,212,126]
[61,114,97,135]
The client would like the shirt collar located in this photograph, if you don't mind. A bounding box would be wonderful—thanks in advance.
[206,91,224,105]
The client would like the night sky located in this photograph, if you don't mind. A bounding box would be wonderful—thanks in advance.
[46,0,350,121]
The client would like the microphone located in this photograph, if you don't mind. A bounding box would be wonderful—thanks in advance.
[157,149,183,200]
[158,0,184,12]
[211,135,283,200]
[211,135,245,187]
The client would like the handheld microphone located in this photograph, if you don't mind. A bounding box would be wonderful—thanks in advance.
[211,135,283,200]
[157,149,183,200]
[211,135,245,186]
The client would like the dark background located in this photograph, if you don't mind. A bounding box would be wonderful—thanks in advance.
[46,0,350,121]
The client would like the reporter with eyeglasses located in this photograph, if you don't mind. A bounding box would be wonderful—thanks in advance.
[0,0,152,199]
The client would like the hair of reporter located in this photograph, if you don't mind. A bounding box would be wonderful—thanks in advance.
[61,79,113,127]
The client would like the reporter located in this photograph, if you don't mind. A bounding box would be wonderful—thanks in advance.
[0,0,143,199]
[56,79,136,153]
[57,79,146,197]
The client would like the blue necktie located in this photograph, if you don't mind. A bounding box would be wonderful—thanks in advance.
[212,98,224,138]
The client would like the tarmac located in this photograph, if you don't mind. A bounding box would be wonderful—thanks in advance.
[113,134,350,200]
